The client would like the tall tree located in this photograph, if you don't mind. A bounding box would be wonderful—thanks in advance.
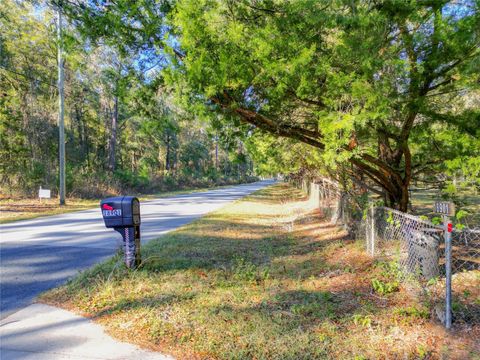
[166,0,480,210]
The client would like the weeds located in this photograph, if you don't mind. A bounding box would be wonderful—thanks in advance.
[371,278,399,295]
[371,260,401,295]
[394,306,430,320]
[231,257,270,284]
[352,314,372,328]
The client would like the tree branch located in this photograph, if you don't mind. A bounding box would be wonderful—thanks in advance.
[210,95,325,149]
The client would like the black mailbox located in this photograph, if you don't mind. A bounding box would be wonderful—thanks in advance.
[100,196,141,228]
[100,196,141,269]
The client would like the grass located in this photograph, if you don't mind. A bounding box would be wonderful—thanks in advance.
[410,187,480,226]
[0,197,98,224]
[41,184,480,359]
[0,182,254,224]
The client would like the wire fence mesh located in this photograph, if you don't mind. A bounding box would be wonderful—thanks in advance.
[291,177,480,329]
[365,208,480,327]
[365,207,444,280]
[450,228,480,325]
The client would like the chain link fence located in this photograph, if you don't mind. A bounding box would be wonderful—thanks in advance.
[365,207,480,327]
[365,207,443,279]
[290,177,480,328]
[450,228,480,325]
[301,178,360,234]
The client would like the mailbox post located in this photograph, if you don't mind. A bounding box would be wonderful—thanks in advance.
[100,196,141,268]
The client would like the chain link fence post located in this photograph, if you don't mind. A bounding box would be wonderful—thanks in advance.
[370,205,375,256]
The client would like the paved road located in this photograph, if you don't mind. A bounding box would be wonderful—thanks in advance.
[0,181,273,319]
[0,304,173,360]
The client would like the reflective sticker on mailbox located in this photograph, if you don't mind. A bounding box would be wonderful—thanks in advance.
[102,209,122,217]
[102,203,114,211]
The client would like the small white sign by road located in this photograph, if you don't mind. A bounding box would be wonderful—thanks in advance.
[39,187,51,199]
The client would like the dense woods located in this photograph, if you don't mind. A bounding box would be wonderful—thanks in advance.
[1,0,479,211]
[0,0,255,198]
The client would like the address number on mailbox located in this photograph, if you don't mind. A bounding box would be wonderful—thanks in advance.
[102,209,122,217]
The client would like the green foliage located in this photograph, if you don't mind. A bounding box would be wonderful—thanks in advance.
[114,169,148,189]
[354,356,368,360]
[454,209,469,230]
[371,261,401,295]
[379,261,401,278]
[231,257,269,284]
[0,1,255,197]
[179,140,210,176]
[352,314,372,328]
[165,0,480,208]
[386,211,401,228]
[394,306,430,320]
[288,291,335,318]
[28,162,47,188]
[416,344,431,360]
[0,0,58,194]
[371,278,399,295]
[456,210,469,221]
[386,211,394,225]
[441,182,459,202]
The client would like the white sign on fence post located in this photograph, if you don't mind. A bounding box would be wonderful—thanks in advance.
[434,201,455,216]
[39,187,51,199]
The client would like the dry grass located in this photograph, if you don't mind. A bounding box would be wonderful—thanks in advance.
[0,197,98,223]
[41,184,480,359]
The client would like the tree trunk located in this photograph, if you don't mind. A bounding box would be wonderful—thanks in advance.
[352,145,412,213]
[398,183,410,213]
[381,175,410,212]
[108,95,118,172]
[214,133,219,170]
[165,133,171,171]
